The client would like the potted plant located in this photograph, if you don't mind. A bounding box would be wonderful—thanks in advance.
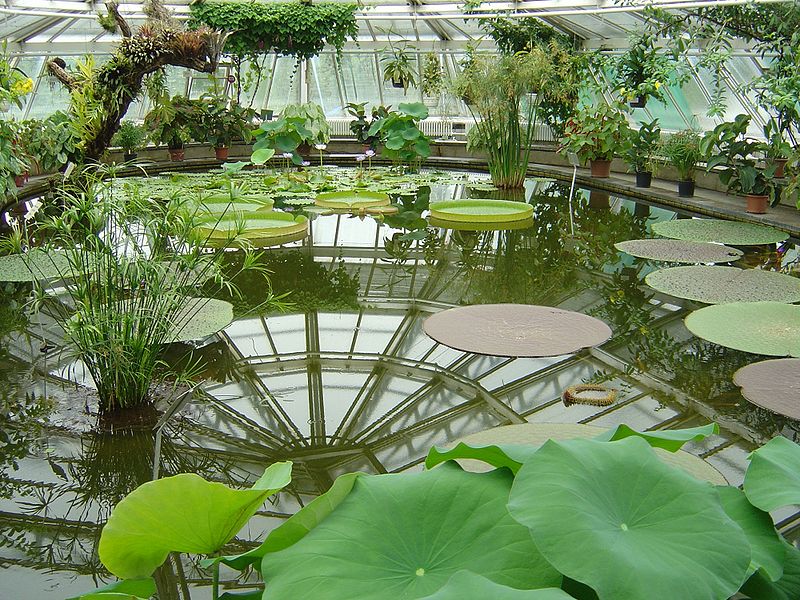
[421,52,444,108]
[701,114,776,214]
[280,102,330,158]
[112,121,147,161]
[763,118,792,178]
[660,129,702,197]
[143,95,196,162]
[345,102,387,152]
[382,42,417,92]
[622,119,661,188]
[196,96,254,161]
[18,111,78,174]
[1,120,29,195]
[560,101,631,178]
[611,32,686,108]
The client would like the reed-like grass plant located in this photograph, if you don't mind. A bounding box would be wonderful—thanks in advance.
[23,165,277,414]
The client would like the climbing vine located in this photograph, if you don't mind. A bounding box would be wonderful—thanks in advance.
[188,0,359,61]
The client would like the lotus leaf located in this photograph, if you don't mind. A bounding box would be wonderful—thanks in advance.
[593,422,719,452]
[740,542,800,600]
[429,200,534,223]
[651,219,788,245]
[315,190,391,209]
[732,359,800,419]
[614,239,743,264]
[251,148,276,165]
[67,578,156,600]
[645,266,800,304]
[0,250,76,282]
[98,461,292,580]
[743,436,800,512]
[507,437,751,600]
[716,486,785,581]
[417,572,574,600]
[260,463,561,599]
[684,302,800,356]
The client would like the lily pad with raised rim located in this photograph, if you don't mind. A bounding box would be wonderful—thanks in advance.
[315,190,391,209]
[507,437,751,600]
[615,239,743,264]
[684,302,800,356]
[645,265,800,304]
[197,212,309,248]
[652,219,788,246]
[733,358,800,419]
[259,463,561,600]
[429,199,534,223]
[195,194,274,215]
[429,216,534,231]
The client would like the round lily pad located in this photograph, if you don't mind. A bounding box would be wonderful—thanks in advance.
[197,212,308,248]
[169,297,234,343]
[645,265,800,304]
[195,194,274,214]
[615,239,743,264]
[685,302,800,356]
[0,249,82,282]
[507,437,751,600]
[733,358,800,419]
[428,216,534,232]
[429,200,534,223]
[652,219,788,246]
[423,304,612,358]
[315,190,390,209]
[451,423,727,485]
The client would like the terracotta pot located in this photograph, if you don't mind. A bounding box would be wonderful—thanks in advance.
[746,194,769,214]
[635,171,652,188]
[771,158,789,178]
[168,148,185,162]
[677,180,695,198]
[214,146,229,161]
[13,175,24,188]
[590,159,612,178]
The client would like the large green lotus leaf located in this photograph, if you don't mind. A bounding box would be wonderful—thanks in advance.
[507,437,751,600]
[67,578,156,600]
[593,423,719,451]
[261,463,561,600]
[418,572,574,600]
[743,436,800,511]
[168,297,234,343]
[684,302,800,356]
[740,541,800,600]
[0,249,77,282]
[614,239,743,264]
[204,472,362,571]
[399,102,429,119]
[651,219,788,245]
[644,266,800,304]
[716,486,785,581]
[98,461,292,580]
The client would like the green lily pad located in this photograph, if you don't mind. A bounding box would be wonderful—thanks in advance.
[98,461,292,580]
[743,436,800,512]
[740,541,800,600]
[260,463,561,599]
[0,250,76,282]
[315,190,391,209]
[733,358,800,419]
[429,199,534,223]
[615,239,743,264]
[429,216,534,231]
[169,297,234,343]
[652,219,788,246]
[645,266,800,304]
[197,212,309,248]
[195,194,274,214]
[67,578,156,600]
[684,302,800,356]
[418,572,573,600]
[507,437,751,600]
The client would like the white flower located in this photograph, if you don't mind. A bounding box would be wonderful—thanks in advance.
[356,154,367,162]
[315,143,327,150]
[282,152,293,159]
[365,149,376,157]
[302,161,311,167]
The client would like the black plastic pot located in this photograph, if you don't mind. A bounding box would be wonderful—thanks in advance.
[391,77,406,89]
[629,96,647,108]
[677,180,695,198]
[635,171,652,188]
[123,152,137,162]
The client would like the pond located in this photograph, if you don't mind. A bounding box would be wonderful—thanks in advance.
[1,167,799,598]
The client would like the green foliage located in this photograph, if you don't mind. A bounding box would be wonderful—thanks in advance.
[607,32,687,104]
[381,42,418,92]
[559,101,631,163]
[0,42,33,109]
[345,102,387,148]
[659,129,702,181]
[143,94,197,148]
[479,17,571,55]
[700,114,776,196]
[367,102,432,166]
[421,52,444,97]
[111,120,146,154]
[18,112,79,174]
[188,0,358,61]
[251,102,329,165]
[622,119,661,172]
[743,435,800,512]
[195,95,255,148]
[68,578,156,600]
[0,119,28,197]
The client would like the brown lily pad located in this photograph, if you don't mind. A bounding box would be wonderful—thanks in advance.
[422,304,612,358]
[733,358,800,419]
[645,265,800,304]
[615,239,743,264]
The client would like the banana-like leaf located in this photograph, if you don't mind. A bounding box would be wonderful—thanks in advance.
[743,436,800,511]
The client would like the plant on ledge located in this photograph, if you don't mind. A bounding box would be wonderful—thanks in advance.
[659,129,703,197]
[144,94,197,159]
[345,102,387,151]
[251,102,330,166]
[188,0,358,61]
[18,112,80,174]
[622,119,661,188]
[111,120,147,160]
[559,101,632,178]
[195,95,255,159]
[367,102,431,168]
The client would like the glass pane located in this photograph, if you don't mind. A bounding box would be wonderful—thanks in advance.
[266,57,302,113]
[308,54,344,117]
[339,53,382,107]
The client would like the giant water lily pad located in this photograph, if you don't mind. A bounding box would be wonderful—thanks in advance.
[615,239,743,264]
[743,435,800,512]
[98,462,292,580]
[429,216,534,232]
[418,572,572,600]
[260,463,561,600]
[194,194,274,215]
[429,199,533,223]
[507,437,751,600]
[733,359,800,419]
[652,219,788,246]
[197,212,308,248]
[423,304,612,358]
[645,265,800,304]
[169,297,234,343]
[684,302,800,356]
[315,190,390,209]
[0,250,76,281]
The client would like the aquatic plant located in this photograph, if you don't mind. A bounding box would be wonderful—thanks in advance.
[79,423,800,600]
